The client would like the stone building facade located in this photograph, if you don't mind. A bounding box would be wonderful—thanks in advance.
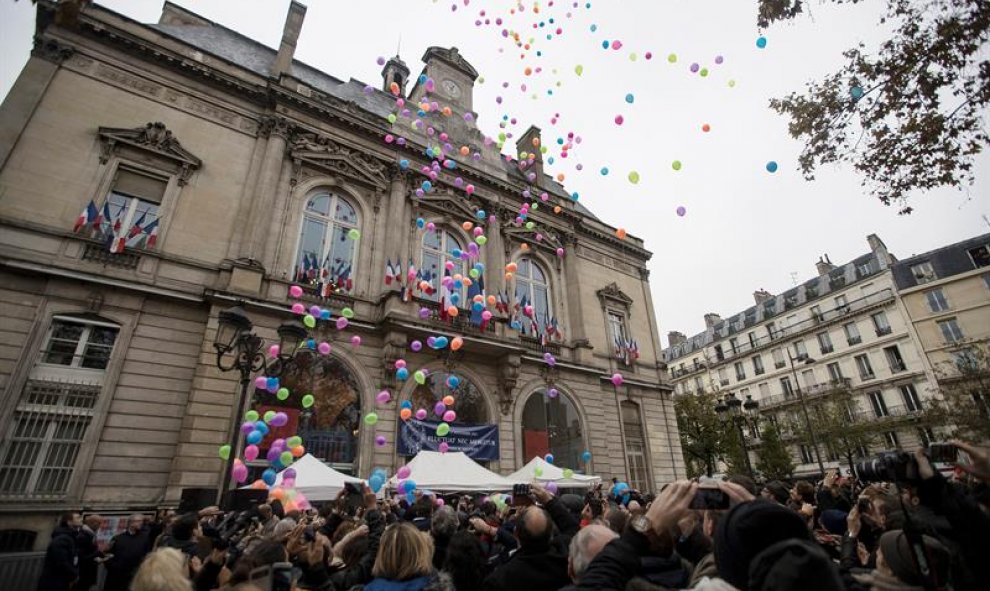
[0,1,683,547]
[664,233,990,478]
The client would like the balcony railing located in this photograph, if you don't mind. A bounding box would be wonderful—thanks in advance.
[889,362,907,373]
[875,326,893,337]
[521,336,562,356]
[757,378,852,409]
[774,361,787,369]
[415,299,497,335]
[820,345,834,354]
[847,336,863,346]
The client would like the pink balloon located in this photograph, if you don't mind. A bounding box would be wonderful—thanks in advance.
[291,303,305,315]
[376,390,391,404]
[351,335,362,347]
[289,285,303,298]
[244,444,259,461]
[397,466,411,480]
[439,441,450,453]
[336,317,349,330]
[254,376,268,390]
[443,410,456,422]
[611,373,624,387]
[415,409,428,420]
[268,345,281,358]
[395,359,407,369]
[436,498,445,506]
[318,342,331,355]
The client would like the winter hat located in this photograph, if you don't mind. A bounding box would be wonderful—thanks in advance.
[558,494,584,521]
[714,500,812,590]
[819,510,848,536]
[749,538,844,591]
[878,530,951,588]
[762,481,790,505]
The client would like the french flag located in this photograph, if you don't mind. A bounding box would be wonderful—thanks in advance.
[74,200,98,233]
[144,218,160,248]
[385,259,395,286]
[127,211,147,239]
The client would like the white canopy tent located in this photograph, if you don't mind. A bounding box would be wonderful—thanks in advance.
[267,454,365,501]
[388,451,515,492]
[506,457,601,489]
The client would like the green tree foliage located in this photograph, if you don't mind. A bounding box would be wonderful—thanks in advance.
[755,421,795,480]
[721,424,752,476]
[674,391,725,477]
[795,387,880,474]
[922,340,990,443]
[758,0,989,214]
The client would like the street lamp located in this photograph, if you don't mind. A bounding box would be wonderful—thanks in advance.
[786,351,827,477]
[715,392,759,478]
[213,303,310,503]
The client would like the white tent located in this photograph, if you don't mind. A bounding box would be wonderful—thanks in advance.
[506,457,601,489]
[271,454,365,501]
[388,451,515,492]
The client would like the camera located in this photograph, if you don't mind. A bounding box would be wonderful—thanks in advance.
[853,443,956,483]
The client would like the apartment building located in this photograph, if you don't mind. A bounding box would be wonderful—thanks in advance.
[664,235,937,476]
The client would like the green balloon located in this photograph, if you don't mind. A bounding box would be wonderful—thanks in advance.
[436,422,450,437]
[302,394,315,408]
[534,467,543,477]
[245,410,259,422]
[218,445,231,460]
[342,307,355,319]
[277,387,290,401]
[525,221,535,230]
[287,436,303,448]
[364,412,379,425]
[476,236,488,246]
[562,468,574,479]
[303,314,316,328]
[348,228,361,240]
[263,410,276,423]
[280,451,294,466]
[672,160,683,171]
[469,268,480,278]
[414,370,426,385]
[531,203,539,210]
[628,171,640,184]
[387,113,397,124]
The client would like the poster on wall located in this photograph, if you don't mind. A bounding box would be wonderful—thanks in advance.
[398,420,499,461]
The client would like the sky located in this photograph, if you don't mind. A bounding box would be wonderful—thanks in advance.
[1,0,987,346]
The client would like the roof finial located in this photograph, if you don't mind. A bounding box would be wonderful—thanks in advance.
[396,34,402,59]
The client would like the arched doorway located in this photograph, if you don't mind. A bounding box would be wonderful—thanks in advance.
[270,355,361,473]
[521,389,585,469]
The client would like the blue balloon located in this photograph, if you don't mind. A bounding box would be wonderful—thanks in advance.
[511,320,522,330]
[581,450,593,463]
[472,302,484,312]
[403,479,417,493]
[419,74,428,84]
[406,491,415,504]
[544,453,554,464]
[476,210,486,220]
[396,367,409,381]
[451,249,462,258]
[266,377,279,390]
[306,339,316,349]
[246,430,263,445]
[766,161,779,173]
[400,159,410,170]
[435,336,449,349]
[416,217,425,228]
[262,468,276,485]
[450,293,461,305]
[369,475,384,493]
[320,310,331,320]
[756,36,768,49]
[254,422,269,435]
[422,180,432,192]
[446,375,460,389]
[400,400,413,409]
[625,93,634,104]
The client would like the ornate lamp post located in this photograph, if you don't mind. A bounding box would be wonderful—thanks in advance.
[715,392,759,478]
[212,304,310,502]
[787,351,826,477]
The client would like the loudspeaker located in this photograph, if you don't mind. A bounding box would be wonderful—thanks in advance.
[178,488,218,513]
[223,488,268,512]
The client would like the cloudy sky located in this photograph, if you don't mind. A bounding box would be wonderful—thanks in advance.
[2,0,987,345]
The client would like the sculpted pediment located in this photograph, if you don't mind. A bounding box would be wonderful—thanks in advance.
[98,122,202,184]
[289,132,388,189]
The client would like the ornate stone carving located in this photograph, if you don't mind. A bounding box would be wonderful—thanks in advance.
[288,131,388,189]
[98,122,203,185]
[259,115,292,139]
[496,354,521,415]
[597,282,634,309]
[32,37,74,64]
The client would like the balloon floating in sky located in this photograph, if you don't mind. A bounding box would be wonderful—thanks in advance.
[672,160,683,171]
[625,93,634,104]
[756,36,768,49]
[614,114,624,125]
[600,167,609,176]
[851,86,864,99]
[676,206,687,217]
[616,228,627,240]
[627,171,640,184]
[766,161,779,173]
[667,53,677,63]
[702,123,711,133]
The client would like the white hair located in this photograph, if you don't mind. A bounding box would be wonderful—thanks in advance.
[568,524,618,581]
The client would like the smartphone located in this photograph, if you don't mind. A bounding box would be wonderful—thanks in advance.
[511,483,533,507]
[927,442,958,463]
[689,487,730,510]
[343,482,364,514]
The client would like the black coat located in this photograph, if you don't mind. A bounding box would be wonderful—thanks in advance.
[481,545,571,591]
[104,528,152,591]
[36,525,79,591]
[75,526,100,589]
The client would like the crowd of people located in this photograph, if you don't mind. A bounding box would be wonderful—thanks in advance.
[38,439,988,591]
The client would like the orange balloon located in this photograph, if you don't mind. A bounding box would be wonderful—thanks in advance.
[389,82,400,95]
[419,280,429,291]
[520,243,530,251]
[448,306,459,317]
[400,408,412,420]
[473,294,485,303]
[442,107,452,117]
[532,137,540,147]
[487,295,496,306]
[460,146,470,156]
[453,273,464,281]
[505,272,514,280]
[271,488,286,501]
[251,479,267,490]
[524,67,533,76]
[616,228,627,240]
[506,262,518,273]
[554,206,562,214]
[462,221,474,231]
[463,277,473,287]
[451,337,464,351]
[291,445,305,458]
[443,395,455,406]
[556,173,565,182]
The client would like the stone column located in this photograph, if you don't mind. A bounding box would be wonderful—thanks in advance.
[241,116,290,263]
[563,235,587,342]
[485,205,506,299]
[382,170,409,272]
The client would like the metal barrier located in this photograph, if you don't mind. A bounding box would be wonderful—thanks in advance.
[0,551,45,591]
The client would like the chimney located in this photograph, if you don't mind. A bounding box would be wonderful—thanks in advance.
[516,125,544,186]
[668,331,687,347]
[271,1,307,79]
[867,233,892,269]
[753,289,773,304]
[381,55,410,95]
[816,254,836,276]
[704,313,722,329]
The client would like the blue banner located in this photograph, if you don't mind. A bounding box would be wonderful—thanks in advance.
[398,420,500,461]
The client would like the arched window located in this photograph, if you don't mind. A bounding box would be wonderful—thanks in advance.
[421,227,466,304]
[514,258,552,332]
[521,390,584,469]
[267,355,360,473]
[408,371,488,424]
[294,192,358,294]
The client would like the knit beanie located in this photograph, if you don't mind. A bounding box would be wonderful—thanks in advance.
[714,500,812,590]
[748,538,844,591]
[762,481,790,505]
[878,530,951,588]
[820,509,848,536]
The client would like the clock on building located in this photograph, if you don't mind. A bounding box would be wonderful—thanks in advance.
[441,79,462,99]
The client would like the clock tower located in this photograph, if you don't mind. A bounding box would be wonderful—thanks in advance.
[409,46,479,113]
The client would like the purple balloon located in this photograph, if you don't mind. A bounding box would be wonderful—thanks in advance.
[548,388,559,399]
[434,401,446,416]
[545,482,558,495]
[411,340,423,352]
[240,421,255,434]
[375,435,387,447]
[266,448,281,462]
[419,308,431,319]
[270,412,288,427]
[283,468,297,480]
[426,336,437,348]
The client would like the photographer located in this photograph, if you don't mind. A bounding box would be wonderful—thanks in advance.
[326,485,385,590]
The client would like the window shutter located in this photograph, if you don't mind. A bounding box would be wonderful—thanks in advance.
[114,168,168,204]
